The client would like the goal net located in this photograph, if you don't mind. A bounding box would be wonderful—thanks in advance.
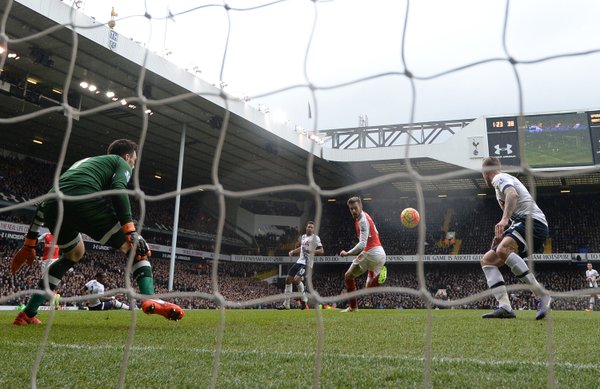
[1,0,600,387]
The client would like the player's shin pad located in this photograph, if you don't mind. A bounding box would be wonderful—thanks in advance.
[132,260,154,295]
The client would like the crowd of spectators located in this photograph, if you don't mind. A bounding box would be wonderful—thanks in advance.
[240,199,302,216]
[1,237,597,312]
[0,154,56,201]
[296,262,594,311]
[3,153,600,314]
[4,153,600,256]
[296,194,600,256]
[0,246,281,310]
[254,226,299,256]
[0,154,246,253]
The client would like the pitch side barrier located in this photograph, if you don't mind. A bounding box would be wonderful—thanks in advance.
[229,253,576,263]
[0,222,582,263]
[0,221,223,262]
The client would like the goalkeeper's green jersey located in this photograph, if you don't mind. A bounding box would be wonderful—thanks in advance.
[52,154,133,225]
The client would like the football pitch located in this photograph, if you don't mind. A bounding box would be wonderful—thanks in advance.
[524,131,593,167]
[1,309,599,388]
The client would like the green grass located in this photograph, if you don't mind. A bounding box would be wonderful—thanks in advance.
[1,309,599,388]
[524,131,593,167]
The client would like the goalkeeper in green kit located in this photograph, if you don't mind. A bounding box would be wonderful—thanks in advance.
[11,139,184,325]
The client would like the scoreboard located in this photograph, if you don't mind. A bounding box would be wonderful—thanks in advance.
[486,116,520,166]
[487,111,599,168]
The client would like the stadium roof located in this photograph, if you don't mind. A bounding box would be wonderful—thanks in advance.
[1,1,598,201]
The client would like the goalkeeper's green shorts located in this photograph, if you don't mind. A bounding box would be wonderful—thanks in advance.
[39,198,126,251]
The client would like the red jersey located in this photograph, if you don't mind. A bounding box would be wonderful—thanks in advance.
[353,211,382,253]
[42,233,60,261]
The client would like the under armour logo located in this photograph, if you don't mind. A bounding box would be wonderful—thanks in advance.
[494,144,513,155]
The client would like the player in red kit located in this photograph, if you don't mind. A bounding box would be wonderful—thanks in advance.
[339,196,387,312]
[38,232,60,273]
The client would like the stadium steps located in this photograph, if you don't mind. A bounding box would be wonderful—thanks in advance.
[253,269,278,280]
[443,208,455,232]
[544,237,553,254]
[452,239,462,254]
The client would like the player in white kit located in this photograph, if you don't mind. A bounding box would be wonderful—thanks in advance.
[480,157,551,320]
[278,221,323,310]
[83,272,130,311]
[585,262,599,312]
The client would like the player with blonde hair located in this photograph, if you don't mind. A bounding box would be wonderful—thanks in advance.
[480,157,551,320]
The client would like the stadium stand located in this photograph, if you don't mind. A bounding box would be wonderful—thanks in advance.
[2,152,600,312]
[3,154,600,255]
[1,245,593,311]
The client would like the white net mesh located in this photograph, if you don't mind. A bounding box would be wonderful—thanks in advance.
[2,1,600,387]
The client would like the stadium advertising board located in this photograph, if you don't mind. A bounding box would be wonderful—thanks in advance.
[487,110,597,168]
[230,254,577,263]
[0,222,587,263]
[0,221,220,262]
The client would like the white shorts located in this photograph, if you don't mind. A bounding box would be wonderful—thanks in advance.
[350,246,386,277]
[41,258,58,274]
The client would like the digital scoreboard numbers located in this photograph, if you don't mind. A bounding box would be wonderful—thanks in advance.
[486,116,520,166]
[488,118,517,131]
[588,111,600,164]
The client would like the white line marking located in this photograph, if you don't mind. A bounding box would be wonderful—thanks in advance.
[5,340,599,371]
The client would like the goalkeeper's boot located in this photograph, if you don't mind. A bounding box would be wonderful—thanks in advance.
[141,299,184,321]
[535,296,552,320]
[585,308,593,312]
[377,266,388,285]
[13,311,42,326]
[340,307,358,313]
[482,307,516,319]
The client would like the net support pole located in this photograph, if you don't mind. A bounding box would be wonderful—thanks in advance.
[168,123,186,291]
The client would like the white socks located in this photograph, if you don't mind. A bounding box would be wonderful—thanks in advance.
[297,281,308,302]
[283,283,292,307]
[482,265,512,311]
[113,300,130,310]
[505,252,543,294]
